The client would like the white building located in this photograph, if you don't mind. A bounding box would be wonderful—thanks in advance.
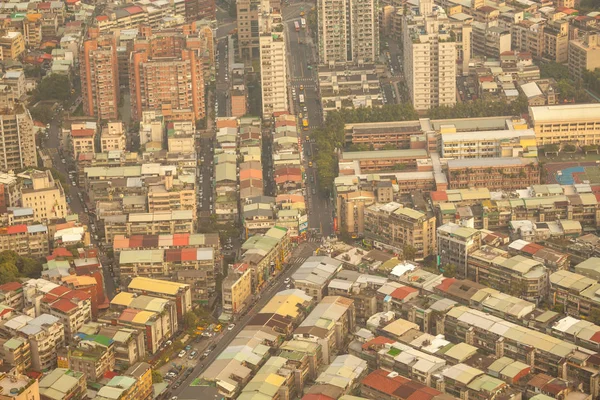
[259,11,288,118]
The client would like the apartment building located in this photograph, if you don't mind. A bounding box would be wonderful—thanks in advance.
[364,202,436,260]
[446,158,540,191]
[0,89,36,171]
[440,128,536,159]
[292,256,343,302]
[130,33,205,122]
[0,224,48,257]
[66,334,115,381]
[259,12,288,118]
[339,149,428,175]
[110,292,178,341]
[437,223,482,279]
[317,0,379,63]
[184,0,216,21]
[294,296,355,364]
[20,170,68,222]
[402,0,458,111]
[127,277,192,322]
[529,103,600,146]
[97,325,146,370]
[0,337,30,373]
[318,63,383,112]
[511,20,544,59]
[236,0,260,59]
[568,34,600,81]
[103,210,195,244]
[221,264,253,318]
[40,286,93,341]
[1,314,66,371]
[550,270,600,319]
[472,23,511,58]
[0,373,39,400]
[543,19,569,63]
[344,120,423,150]
[100,121,126,152]
[467,247,549,303]
[69,124,95,158]
[0,32,25,60]
[80,34,120,120]
[361,369,452,400]
[97,308,165,355]
[39,368,86,400]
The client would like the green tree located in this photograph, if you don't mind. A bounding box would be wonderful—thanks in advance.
[151,370,163,383]
[402,245,417,261]
[442,263,457,278]
[0,262,20,285]
[540,62,570,81]
[183,311,198,330]
[36,74,72,103]
[19,256,43,278]
[590,308,600,325]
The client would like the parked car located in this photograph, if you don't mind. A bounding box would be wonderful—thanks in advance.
[178,350,186,358]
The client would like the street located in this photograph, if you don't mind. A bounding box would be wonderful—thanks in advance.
[216,38,230,118]
[171,242,320,399]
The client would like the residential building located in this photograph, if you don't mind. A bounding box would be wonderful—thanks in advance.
[402,0,458,111]
[0,89,36,171]
[440,128,536,159]
[130,33,205,122]
[568,34,600,81]
[335,191,377,238]
[65,334,115,381]
[0,32,25,60]
[472,23,511,58]
[103,210,196,244]
[97,308,164,355]
[221,264,253,319]
[0,282,24,310]
[292,256,343,302]
[361,369,453,400]
[543,20,569,63]
[468,247,549,303]
[39,368,86,400]
[40,286,93,341]
[69,123,95,158]
[328,271,388,324]
[364,202,436,260]
[446,158,541,191]
[127,277,192,323]
[529,103,600,146]
[294,296,356,363]
[184,0,216,21]
[318,63,383,112]
[110,292,178,340]
[317,0,379,63]
[306,354,368,397]
[123,362,153,400]
[259,13,288,118]
[100,121,126,152]
[97,325,146,370]
[0,224,49,258]
[1,314,65,371]
[437,223,482,279]
[236,0,260,59]
[80,34,119,120]
[0,373,39,400]
[20,170,68,222]
[549,269,600,320]
[339,149,428,174]
[0,337,31,373]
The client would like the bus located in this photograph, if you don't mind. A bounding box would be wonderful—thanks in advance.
[299,94,305,104]
[294,21,300,31]
[300,18,306,29]
[302,118,309,130]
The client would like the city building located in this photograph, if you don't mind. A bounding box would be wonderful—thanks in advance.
[0,373,39,400]
[292,256,343,302]
[437,223,482,279]
[440,128,536,159]
[103,210,196,244]
[69,123,96,158]
[80,34,120,120]
[318,63,383,112]
[293,296,356,364]
[364,202,437,260]
[65,334,115,381]
[20,170,68,222]
[123,362,153,400]
[100,121,126,152]
[40,286,93,341]
[0,88,36,171]
[317,0,379,63]
[403,0,460,110]
[127,277,192,323]
[0,224,49,257]
[0,32,25,60]
[446,158,540,191]
[236,0,260,59]
[336,190,376,237]
[110,292,178,340]
[130,32,205,122]
[39,368,86,400]
[338,149,428,174]
[529,103,600,146]
[221,264,253,319]
[259,12,288,118]
[568,34,600,81]
[0,337,31,373]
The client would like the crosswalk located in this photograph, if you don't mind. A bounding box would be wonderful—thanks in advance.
[289,256,308,265]
[292,78,315,83]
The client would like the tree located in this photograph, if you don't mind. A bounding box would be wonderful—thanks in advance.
[19,256,43,278]
[183,311,198,330]
[29,104,54,124]
[151,370,163,383]
[36,74,72,103]
[0,262,20,285]
[442,263,457,278]
[402,244,417,261]
[590,308,600,325]
[540,62,570,81]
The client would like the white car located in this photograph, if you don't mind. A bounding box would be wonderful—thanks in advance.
[284,278,291,284]
[228,324,235,331]
[178,350,186,358]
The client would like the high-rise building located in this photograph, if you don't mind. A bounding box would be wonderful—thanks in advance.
[402,0,461,111]
[317,0,379,64]
[80,33,120,120]
[129,32,205,122]
[184,0,216,22]
[237,0,260,59]
[259,11,288,118]
[568,34,600,81]
[0,87,35,171]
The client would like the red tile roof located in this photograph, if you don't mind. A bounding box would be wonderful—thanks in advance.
[124,5,144,14]
[173,233,189,246]
[521,243,543,255]
[362,369,410,395]
[5,225,27,234]
[362,336,394,350]
[0,282,22,292]
[62,289,91,302]
[301,395,335,400]
[96,15,109,21]
[590,331,600,344]
[430,191,448,202]
[435,278,456,292]
[53,247,73,257]
[50,298,77,313]
[390,286,418,300]
[49,285,71,296]
[71,129,95,138]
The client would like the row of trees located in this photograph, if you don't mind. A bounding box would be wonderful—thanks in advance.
[0,251,44,285]
[539,62,590,103]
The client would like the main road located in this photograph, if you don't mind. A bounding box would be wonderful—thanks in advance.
[283,5,334,237]
[171,242,319,399]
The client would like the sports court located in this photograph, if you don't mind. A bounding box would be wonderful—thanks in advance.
[545,162,600,185]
